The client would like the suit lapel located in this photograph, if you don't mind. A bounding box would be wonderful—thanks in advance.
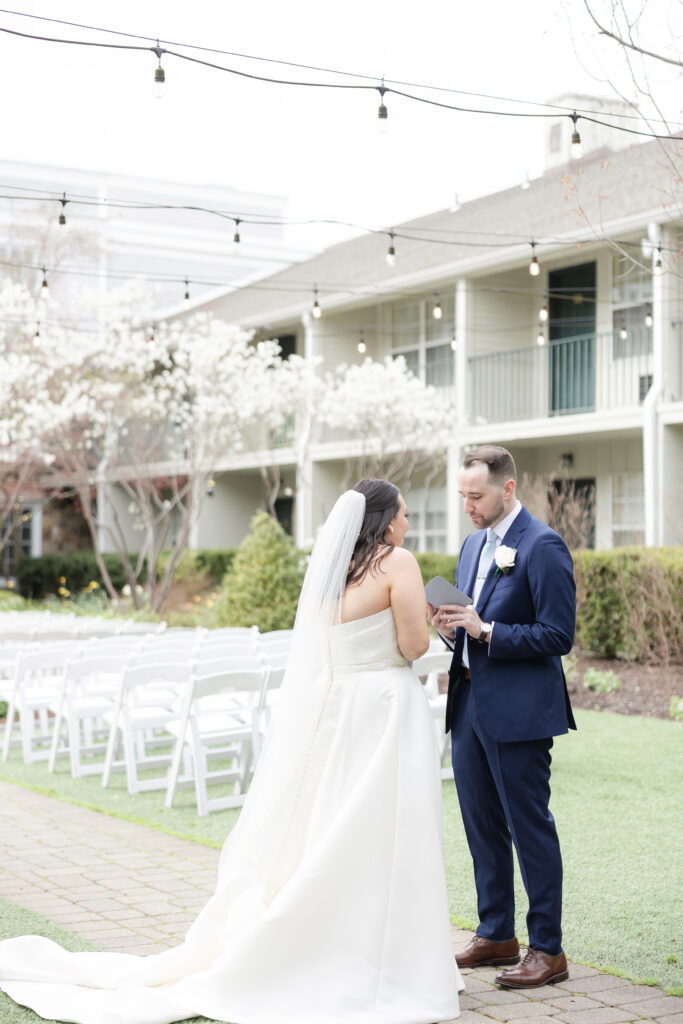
[476,506,531,613]
[463,531,486,602]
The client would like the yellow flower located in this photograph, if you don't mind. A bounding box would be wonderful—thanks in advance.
[58,586,70,598]
[89,581,99,590]
[59,575,66,584]
[193,595,201,603]
[6,580,13,589]
[205,599,214,608]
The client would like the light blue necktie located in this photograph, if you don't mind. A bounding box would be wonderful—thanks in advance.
[463,530,498,668]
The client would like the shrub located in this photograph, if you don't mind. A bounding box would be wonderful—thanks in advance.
[573,547,683,663]
[0,589,27,611]
[212,512,305,632]
[414,552,459,587]
[156,549,237,585]
[582,667,622,693]
[16,552,134,599]
[670,696,683,723]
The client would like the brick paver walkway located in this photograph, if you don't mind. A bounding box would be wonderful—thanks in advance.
[0,780,680,1024]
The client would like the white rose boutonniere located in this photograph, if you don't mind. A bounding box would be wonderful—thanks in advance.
[494,545,517,576]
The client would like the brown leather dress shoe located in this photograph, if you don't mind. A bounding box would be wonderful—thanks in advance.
[495,947,569,988]
[455,935,521,968]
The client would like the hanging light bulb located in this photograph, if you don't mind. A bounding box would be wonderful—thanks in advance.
[233,218,241,248]
[529,242,540,277]
[312,285,322,319]
[183,278,191,309]
[432,291,443,320]
[645,307,653,328]
[33,322,41,346]
[386,231,396,267]
[619,324,628,341]
[58,193,68,233]
[40,268,49,299]
[536,328,546,346]
[377,83,388,134]
[539,304,549,322]
[153,43,166,99]
[570,112,583,159]
[357,329,366,354]
[654,247,663,275]
[450,337,458,351]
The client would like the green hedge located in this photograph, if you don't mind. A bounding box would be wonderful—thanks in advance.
[414,551,459,587]
[16,552,136,599]
[573,547,682,661]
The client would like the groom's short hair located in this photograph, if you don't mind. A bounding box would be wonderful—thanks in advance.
[463,445,517,484]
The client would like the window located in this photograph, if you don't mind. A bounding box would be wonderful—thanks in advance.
[391,294,455,391]
[404,488,448,552]
[0,504,35,577]
[611,255,653,359]
[612,471,645,546]
[549,122,562,153]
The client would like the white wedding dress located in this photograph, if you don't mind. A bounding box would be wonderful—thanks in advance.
[0,607,462,1024]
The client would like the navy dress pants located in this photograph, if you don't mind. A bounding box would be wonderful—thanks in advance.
[450,676,564,955]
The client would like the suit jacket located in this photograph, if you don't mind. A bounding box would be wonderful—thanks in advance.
[445,505,577,742]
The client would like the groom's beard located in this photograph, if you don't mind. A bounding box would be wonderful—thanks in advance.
[471,497,505,530]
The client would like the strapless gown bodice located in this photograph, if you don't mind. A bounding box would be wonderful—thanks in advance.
[330,606,407,673]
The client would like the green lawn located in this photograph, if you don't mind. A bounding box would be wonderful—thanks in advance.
[0,708,681,998]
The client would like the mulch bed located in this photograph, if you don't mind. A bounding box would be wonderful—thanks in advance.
[568,655,681,720]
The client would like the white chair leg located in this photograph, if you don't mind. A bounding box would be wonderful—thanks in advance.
[2,696,18,761]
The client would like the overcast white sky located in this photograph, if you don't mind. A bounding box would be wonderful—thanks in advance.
[0,0,681,252]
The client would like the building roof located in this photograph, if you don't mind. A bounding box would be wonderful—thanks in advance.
[199,136,683,327]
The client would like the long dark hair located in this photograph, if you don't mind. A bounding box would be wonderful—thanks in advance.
[346,479,400,587]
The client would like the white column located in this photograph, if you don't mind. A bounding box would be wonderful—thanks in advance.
[643,225,668,546]
[455,278,468,427]
[295,312,317,548]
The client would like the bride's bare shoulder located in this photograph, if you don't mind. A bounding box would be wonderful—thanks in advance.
[383,546,421,573]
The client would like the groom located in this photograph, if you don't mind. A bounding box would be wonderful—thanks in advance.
[430,445,576,989]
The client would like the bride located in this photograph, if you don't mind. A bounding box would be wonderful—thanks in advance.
[0,480,463,1024]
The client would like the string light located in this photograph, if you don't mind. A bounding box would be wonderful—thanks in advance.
[312,285,322,319]
[619,324,628,341]
[570,112,583,160]
[183,277,191,308]
[539,303,548,322]
[58,192,68,232]
[450,337,458,351]
[377,83,388,134]
[645,307,653,328]
[432,291,442,320]
[206,478,216,497]
[536,329,545,346]
[386,231,396,267]
[153,42,166,99]
[529,242,540,277]
[40,268,49,299]
[357,328,366,354]
[654,247,663,275]
[233,218,241,247]
[33,322,41,346]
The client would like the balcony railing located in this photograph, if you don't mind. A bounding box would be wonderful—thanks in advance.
[469,328,653,424]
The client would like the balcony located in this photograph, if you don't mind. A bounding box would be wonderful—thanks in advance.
[469,327,653,425]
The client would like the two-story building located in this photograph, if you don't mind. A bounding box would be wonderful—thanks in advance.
[178,132,682,553]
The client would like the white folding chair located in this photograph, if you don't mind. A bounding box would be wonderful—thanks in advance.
[413,648,453,780]
[2,645,81,763]
[48,655,128,777]
[101,661,192,794]
[165,666,268,816]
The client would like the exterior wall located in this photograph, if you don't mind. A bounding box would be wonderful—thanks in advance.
[195,472,271,549]
[661,424,683,546]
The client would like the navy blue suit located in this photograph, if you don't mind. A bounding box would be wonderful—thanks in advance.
[446,505,576,954]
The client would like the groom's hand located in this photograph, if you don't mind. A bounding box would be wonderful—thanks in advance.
[451,604,482,638]
[429,602,460,639]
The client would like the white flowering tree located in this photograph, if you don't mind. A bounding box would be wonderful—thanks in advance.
[254,350,325,516]
[0,281,55,571]
[0,276,301,611]
[321,355,453,491]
